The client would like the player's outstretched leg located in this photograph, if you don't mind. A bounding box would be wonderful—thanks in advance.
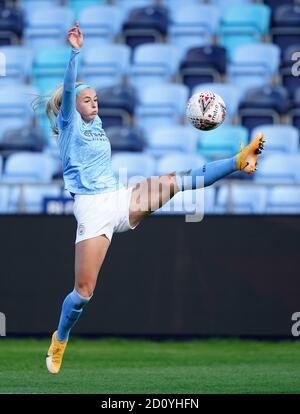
[175,131,266,191]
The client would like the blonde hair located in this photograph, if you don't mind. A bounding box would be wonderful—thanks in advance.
[32,81,84,138]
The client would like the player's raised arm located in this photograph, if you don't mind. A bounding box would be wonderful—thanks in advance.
[59,21,83,124]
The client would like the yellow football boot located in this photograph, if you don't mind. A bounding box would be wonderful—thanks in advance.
[236,131,266,173]
[46,331,68,374]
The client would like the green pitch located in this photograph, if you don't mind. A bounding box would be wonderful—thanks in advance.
[0,338,299,394]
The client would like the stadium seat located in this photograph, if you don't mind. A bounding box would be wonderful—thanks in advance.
[153,186,216,216]
[239,86,289,132]
[155,153,206,176]
[81,44,131,89]
[67,0,106,19]
[228,43,280,92]
[254,154,300,183]
[0,125,46,156]
[136,83,189,134]
[215,184,268,214]
[271,4,300,53]
[32,45,72,94]
[192,83,242,120]
[266,186,300,214]
[179,46,227,91]
[20,0,59,22]
[289,87,300,130]
[106,126,146,153]
[251,125,299,154]
[0,45,33,84]
[130,43,183,89]
[7,184,62,214]
[0,186,10,214]
[0,6,24,45]
[3,152,55,183]
[145,125,198,157]
[197,125,248,160]
[96,84,138,128]
[169,4,220,51]
[111,152,156,186]
[122,5,169,50]
[219,4,271,60]
[0,84,37,141]
[79,5,124,46]
[24,6,74,50]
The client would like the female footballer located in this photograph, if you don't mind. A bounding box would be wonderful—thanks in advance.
[46,22,265,374]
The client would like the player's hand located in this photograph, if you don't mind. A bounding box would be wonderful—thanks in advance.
[67,21,83,49]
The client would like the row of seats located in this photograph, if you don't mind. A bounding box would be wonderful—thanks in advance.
[1,182,300,214]
[0,42,282,91]
[1,79,300,142]
[2,2,295,56]
[1,149,300,185]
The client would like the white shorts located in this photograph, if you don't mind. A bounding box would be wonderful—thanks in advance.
[73,187,138,244]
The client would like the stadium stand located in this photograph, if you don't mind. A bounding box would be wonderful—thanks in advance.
[0,0,300,214]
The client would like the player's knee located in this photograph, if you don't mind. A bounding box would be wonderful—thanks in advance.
[75,282,94,298]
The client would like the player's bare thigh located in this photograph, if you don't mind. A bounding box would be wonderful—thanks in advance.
[74,234,110,297]
[128,172,179,228]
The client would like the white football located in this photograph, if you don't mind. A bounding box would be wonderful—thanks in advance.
[186,91,226,131]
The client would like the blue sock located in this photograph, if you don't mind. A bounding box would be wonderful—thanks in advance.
[176,156,237,191]
[57,289,92,342]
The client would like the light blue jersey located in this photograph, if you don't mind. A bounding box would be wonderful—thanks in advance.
[57,48,123,195]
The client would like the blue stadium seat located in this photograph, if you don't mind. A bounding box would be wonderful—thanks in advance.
[106,126,146,152]
[68,0,106,19]
[0,186,10,214]
[266,186,300,214]
[96,84,138,128]
[145,125,198,157]
[219,3,271,60]
[24,6,74,50]
[251,125,299,154]
[136,83,189,134]
[115,0,154,19]
[111,152,156,185]
[239,86,289,132]
[3,152,55,183]
[192,83,242,120]
[20,0,59,22]
[254,154,300,183]
[290,87,300,130]
[32,45,71,94]
[169,4,220,51]
[197,125,248,160]
[216,184,268,214]
[0,125,46,155]
[179,46,227,91]
[228,43,280,92]
[81,44,131,89]
[153,186,216,216]
[271,4,300,53]
[122,5,169,50]
[0,6,24,45]
[7,184,62,214]
[130,43,183,89]
[0,84,37,141]
[79,5,124,46]
[0,45,33,84]
[155,153,206,176]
